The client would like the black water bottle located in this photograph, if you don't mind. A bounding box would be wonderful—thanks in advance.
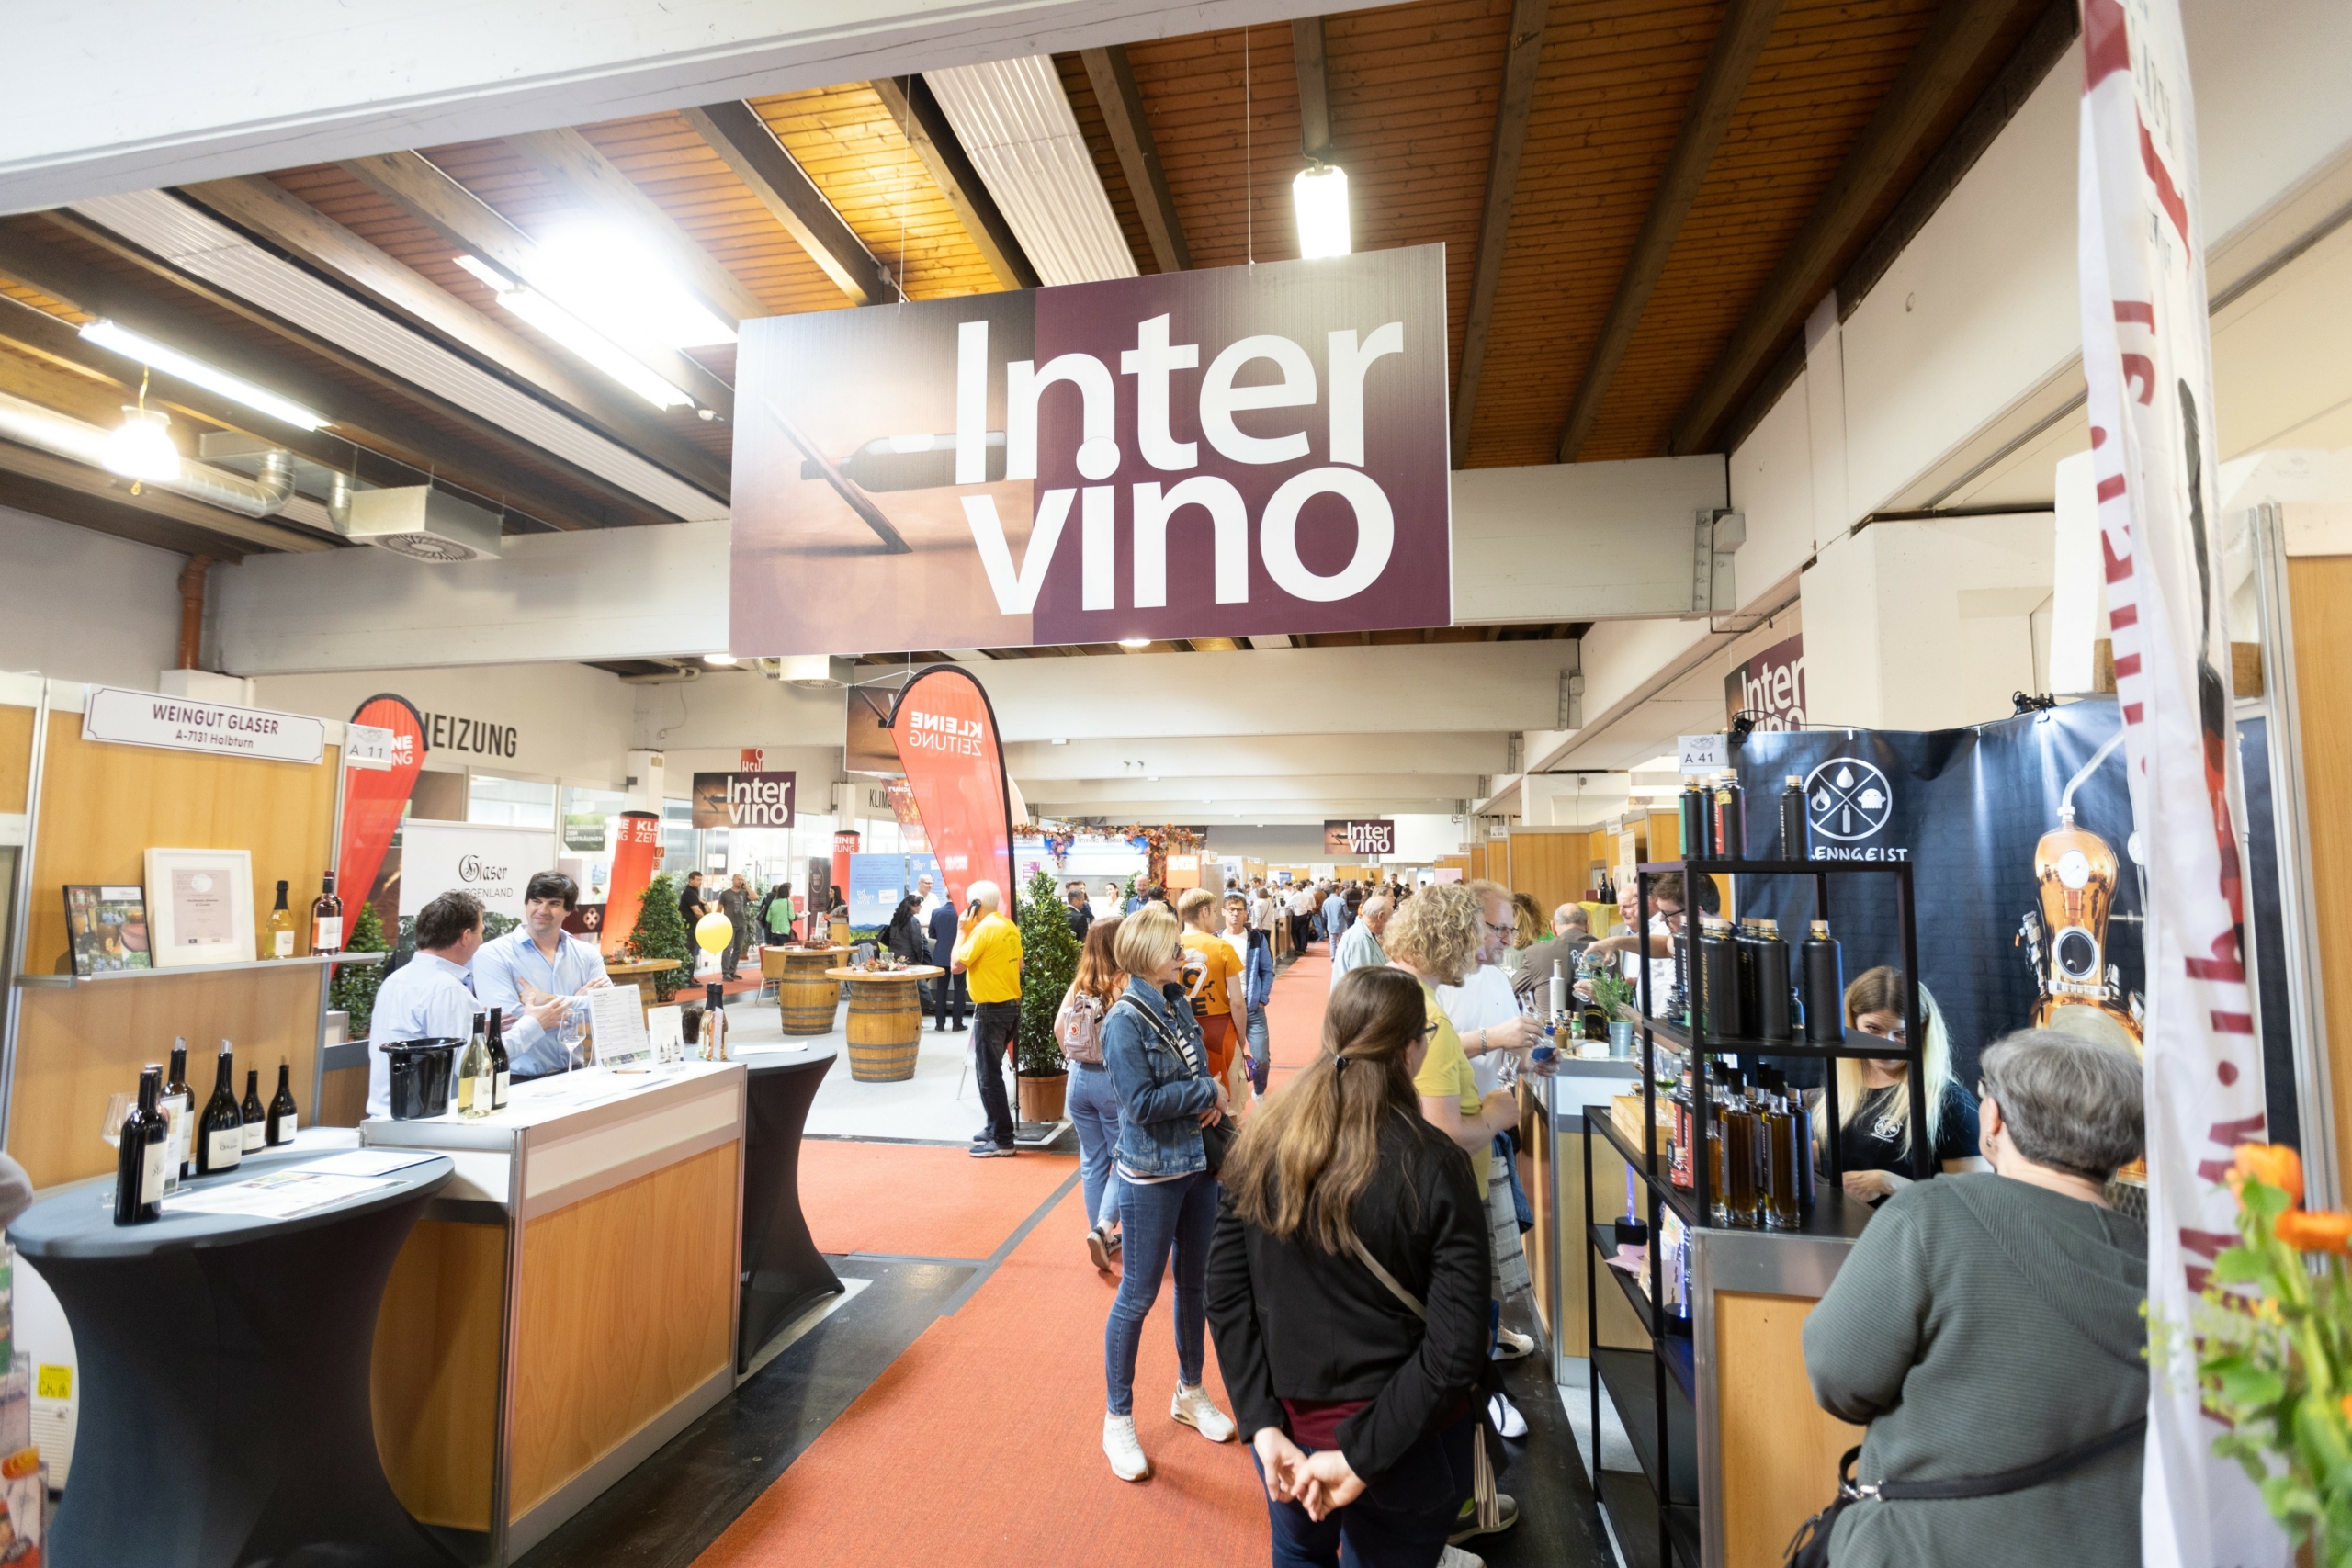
[1733,921,1761,1036]
[1780,774,1810,863]
[1801,920,1845,1044]
[1680,777,1713,860]
[1753,919,1793,1042]
[1713,776,1746,860]
[1699,919,1742,1043]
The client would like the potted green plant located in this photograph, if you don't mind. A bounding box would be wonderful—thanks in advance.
[1014,867,1078,1122]
[331,899,391,1040]
[628,872,693,1002]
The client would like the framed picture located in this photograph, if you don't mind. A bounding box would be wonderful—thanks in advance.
[62,885,152,976]
[144,848,255,968]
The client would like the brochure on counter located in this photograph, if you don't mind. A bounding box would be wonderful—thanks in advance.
[158,1147,445,1219]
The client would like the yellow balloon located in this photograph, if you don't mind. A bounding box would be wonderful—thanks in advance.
[695,911,735,953]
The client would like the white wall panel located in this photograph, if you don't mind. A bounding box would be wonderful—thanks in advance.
[0,505,185,689]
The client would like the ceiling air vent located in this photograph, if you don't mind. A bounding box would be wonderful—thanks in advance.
[338,484,503,563]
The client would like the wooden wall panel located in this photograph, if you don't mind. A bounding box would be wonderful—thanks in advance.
[372,1218,505,1530]
[0,701,31,815]
[2289,557,2352,1201]
[510,1141,738,1517]
[1503,829,1602,924]
[1716,1291,1862,1568]
[9,713,338,1184]
[320,1062,370,1128]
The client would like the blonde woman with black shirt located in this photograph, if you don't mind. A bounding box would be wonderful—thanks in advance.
[1814,967,1989,1200]
[1208,966,1492,1567]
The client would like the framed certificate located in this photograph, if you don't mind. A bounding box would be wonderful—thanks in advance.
[144,848,255,967]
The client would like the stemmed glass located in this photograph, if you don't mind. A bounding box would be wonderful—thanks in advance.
[98,1091,132,1207]
[559,1002,584,1077]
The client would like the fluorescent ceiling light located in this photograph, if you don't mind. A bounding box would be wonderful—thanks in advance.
[703,652,739,666]
[529,224,736,350]
[1119,637,1151,649]
[455,254,691,411]
[80,320,325,431]
[1293,164,1351,260]
[103,405,179,481]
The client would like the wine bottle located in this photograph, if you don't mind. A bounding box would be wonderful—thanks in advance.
[703,983,729,1061]
[115,1066,169,1225]
[240,1068,266,1154]
[266,1060,300,1146]
[263,880,295,960]
[162,1037,193,1188]
[486,1007,510,1111]
[457,1013,491,1120]
[198,1043,243,1175]
[311,874,344,956]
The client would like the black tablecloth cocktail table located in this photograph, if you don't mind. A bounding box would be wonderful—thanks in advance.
[9,1143,454,1568]
[736,1044,843,1370]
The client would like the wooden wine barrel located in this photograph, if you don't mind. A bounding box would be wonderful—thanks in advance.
[775,947,846,1036]
[840,974,923,1082]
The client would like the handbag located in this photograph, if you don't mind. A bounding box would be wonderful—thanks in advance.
[1114,996,1233,1175]
[1345,1234,1502,1532]
[1782,1417,2146,1568]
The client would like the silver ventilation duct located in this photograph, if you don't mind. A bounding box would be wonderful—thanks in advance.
[0,389,298,518]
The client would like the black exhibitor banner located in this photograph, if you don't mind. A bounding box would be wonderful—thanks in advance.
[1727,700,2144,1088]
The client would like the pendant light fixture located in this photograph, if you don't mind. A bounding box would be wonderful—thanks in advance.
[104,368,179,488]
[1293,163,1351,260]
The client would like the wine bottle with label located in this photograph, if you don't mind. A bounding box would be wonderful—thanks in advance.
[198,1043,243,1175]
[116,1066,169,1225]
[457,1014,491,1121]
[263,880,296,960]
[241,1069,266,1153]
[162,1037,193,1189]
[267,1060,300,1146]
[486,1008,511,1111]
[311,874,344,956]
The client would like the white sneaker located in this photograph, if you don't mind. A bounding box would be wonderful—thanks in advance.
[1103,1413,1149,1481]
[1450,1492,1520,1545]
[1492,1325,1536,1360]
[1487,1392,1528,1438]
[1439,1549,1486,1568]
[1170,1382,1237,1443]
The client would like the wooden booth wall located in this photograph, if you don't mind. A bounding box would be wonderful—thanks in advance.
[2289,553,2352,1201]
[12,706,339,1188]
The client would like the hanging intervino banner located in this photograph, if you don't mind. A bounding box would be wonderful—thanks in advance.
[730,246,1451,655]
[2078,1,2277,1560]
[883,668,1017,914]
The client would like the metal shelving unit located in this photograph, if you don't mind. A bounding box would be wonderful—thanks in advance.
[1581,855,1928,1568]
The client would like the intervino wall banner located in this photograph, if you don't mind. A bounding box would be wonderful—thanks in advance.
[1323,819,1396,856]
[730,247,1452,654]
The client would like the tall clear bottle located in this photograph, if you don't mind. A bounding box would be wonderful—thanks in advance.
[262,880,296,960]
[457,1013,492,1120]
[1718,1069,1759,1226]
[310,874,344,956]
[1758,1067,1799,1229]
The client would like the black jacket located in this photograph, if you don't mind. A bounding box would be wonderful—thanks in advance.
[926,900,961,967]
[1206,1107,1489,1481]
[885,897,925,962]
[1068,902,1092,945]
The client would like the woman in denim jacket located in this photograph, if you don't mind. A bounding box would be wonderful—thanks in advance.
[1100,903,1237,1482]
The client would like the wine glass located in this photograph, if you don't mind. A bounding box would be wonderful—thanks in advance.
[98,1091,132,1207]
[559,1002,584,1076]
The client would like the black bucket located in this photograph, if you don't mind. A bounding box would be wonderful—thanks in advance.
[381,1037,461,1120]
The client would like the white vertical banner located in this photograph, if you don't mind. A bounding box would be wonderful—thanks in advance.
[2076,2,2284,1564]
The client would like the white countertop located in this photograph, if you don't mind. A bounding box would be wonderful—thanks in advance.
[360,1060,746,1154]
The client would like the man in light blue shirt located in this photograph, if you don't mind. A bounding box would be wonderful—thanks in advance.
[1330,894,1391,990]
[1321,885,1351,950]
[368,891,483,1119]
[469,871,611,1078]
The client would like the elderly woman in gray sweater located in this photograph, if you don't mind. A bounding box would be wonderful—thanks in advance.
[1801,1029,2146,1568]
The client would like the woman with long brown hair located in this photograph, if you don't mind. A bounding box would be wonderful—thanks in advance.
[1207,966,1494,1567]
[1059,914,1126,1269]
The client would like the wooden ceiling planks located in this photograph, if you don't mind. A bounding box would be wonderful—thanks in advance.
[744,85,1002,302]
[1054,52,1164,275]
[1119,24,1306,273]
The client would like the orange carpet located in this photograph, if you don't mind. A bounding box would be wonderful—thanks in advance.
[696,1182,1270,1568]
[799,1139,1079,1258]
[1263,943,1334,1089]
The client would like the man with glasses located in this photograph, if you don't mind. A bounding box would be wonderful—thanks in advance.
[469,872,612,1077]
[1585,871,1710,1015]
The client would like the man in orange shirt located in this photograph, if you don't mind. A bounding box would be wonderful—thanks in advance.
[1175,888,1245,1081]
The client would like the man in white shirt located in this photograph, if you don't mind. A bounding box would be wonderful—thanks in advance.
[368,891,484,1119]
[470,872,612,1078]
[913,872,944,924]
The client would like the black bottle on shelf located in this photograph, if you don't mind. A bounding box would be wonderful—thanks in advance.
[1791,1076,1817,1211]
[1733,920,1763,1036]
[266,1060,300,1146]
[1801,920,1845,1044]
[240,1069,266,1154]
[1713,775,1746,860]
[487,1007,511,1110]
[1698,919,1742,1043]
[1754,919,1793,1042]
[1780,773,1811,863]
[1679,777,1713,860]
[115,1066,169,1225]
[198,1042,243,1176]
[164,1038,194,1182]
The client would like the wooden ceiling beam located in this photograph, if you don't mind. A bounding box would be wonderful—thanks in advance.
[1553,0,1781,464]
[868,75,1040,291]
[501,126,770,324]
[335,151,736,421]
[179,175,732,500]
[1450,0,1551,469]
[0,216,639,532]
[1080,46,1190,273]
[1667,0,2026,456]
[1294,17,1333,162]
[681,102,898,307]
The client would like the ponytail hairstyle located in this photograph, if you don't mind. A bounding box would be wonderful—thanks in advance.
[1223,966,1428,1253]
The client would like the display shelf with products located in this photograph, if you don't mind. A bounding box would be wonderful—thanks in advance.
[16,951,381,988]
[1581,854,1927,1568]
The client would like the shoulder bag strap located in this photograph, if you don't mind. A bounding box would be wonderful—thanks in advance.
[1347,1233,1426,1320]
[1114,996,1204,1078]
[1346,1231,1500,1529]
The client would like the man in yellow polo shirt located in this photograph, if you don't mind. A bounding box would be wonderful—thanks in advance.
[952,879,1024,1157]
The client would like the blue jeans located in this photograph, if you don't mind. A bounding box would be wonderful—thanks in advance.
[1254,1410,1476,1567]
[1103,1169,1216,1416]
[1067,1063,1124,1230]
[1246,1003,1271,1094]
